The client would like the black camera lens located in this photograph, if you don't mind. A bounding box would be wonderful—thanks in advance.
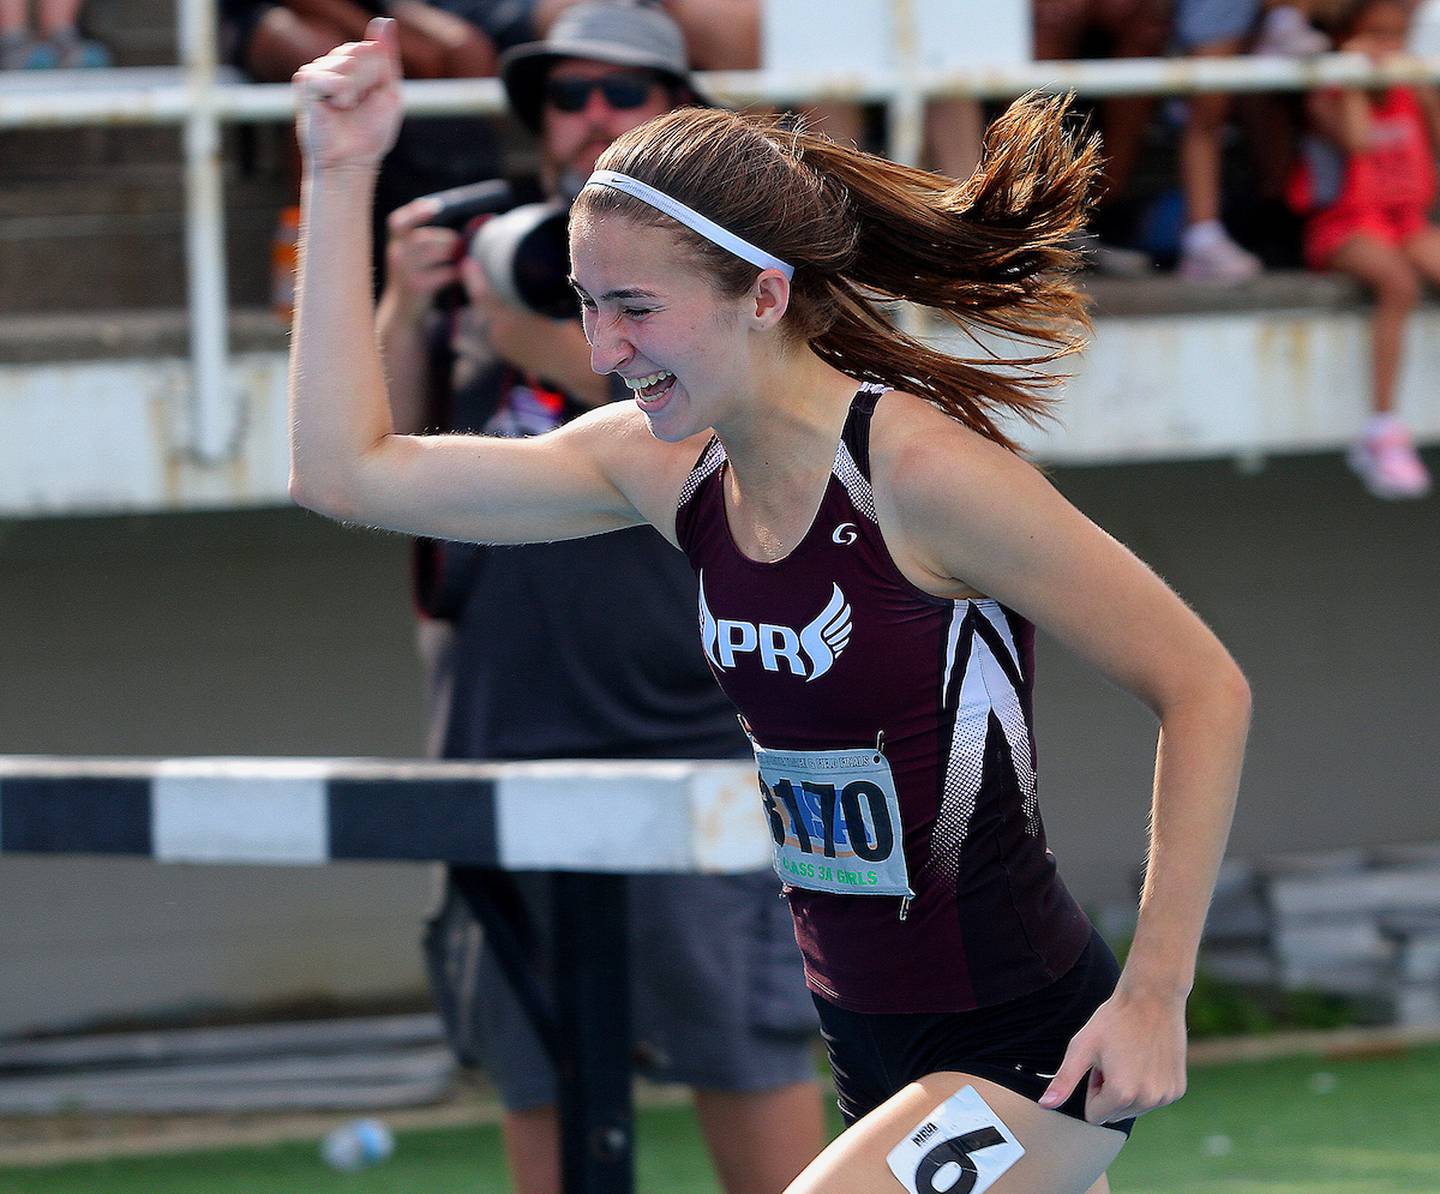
[469,202,576,320]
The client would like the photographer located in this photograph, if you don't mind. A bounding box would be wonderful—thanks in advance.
[373,6,825,1193]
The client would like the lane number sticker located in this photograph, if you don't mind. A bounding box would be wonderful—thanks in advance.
[886,1086,1024,1194]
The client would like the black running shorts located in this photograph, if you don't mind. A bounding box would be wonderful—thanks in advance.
[812,927,1138,1137]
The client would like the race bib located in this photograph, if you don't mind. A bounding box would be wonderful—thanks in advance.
[753,744,913,898]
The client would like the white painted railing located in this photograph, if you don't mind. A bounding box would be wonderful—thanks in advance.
[3,0,1440,463]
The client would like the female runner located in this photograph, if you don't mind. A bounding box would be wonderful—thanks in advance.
[290,21,1250,1194]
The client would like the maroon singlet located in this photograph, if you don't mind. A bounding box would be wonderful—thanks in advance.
[675,385,1092,1014]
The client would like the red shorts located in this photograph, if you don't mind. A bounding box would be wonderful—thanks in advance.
[1305,204,1431,269]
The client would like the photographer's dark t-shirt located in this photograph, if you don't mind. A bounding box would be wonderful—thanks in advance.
[439,526,748,762]
[414,188,746,763]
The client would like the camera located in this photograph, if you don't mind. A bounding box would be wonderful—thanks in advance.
[418,180,576,320]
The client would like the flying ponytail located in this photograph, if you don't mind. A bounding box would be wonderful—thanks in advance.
[576,93,1102,452]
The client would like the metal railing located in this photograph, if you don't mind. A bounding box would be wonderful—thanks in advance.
[3,0,1440,461]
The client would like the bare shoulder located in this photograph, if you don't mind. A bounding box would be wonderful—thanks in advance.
[867,389,1054,597]
[869,389,1037,498]
[569,401,716,544]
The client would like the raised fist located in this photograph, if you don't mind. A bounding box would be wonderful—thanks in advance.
[293,17,404,174]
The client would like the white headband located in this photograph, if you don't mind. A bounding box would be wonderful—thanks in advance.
[583,169,795,279]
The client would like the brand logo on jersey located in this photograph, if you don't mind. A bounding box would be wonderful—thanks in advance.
[698,573,852,681]
[832,522,858,545]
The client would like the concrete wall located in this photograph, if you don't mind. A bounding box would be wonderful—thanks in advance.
[2,450,1438,1034]
[0,510,438,1036]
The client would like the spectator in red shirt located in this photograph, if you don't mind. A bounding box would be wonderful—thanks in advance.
[1289,0,1437,497]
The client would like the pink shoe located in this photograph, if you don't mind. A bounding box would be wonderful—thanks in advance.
[1348,421,1432,499]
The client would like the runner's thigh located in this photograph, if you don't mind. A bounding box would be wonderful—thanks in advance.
[785,1070,1127,1194]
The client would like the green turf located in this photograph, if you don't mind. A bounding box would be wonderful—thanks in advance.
[1106,1044,1440,1193]
[2,1046,1437,1193]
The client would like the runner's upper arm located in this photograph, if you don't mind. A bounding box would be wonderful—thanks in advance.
[294,401,694,546]
[873,398,1246,715]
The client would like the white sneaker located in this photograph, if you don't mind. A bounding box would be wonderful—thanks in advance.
[1178,232,1262,285]
[1254,6,1330,57]
[1348,421,1433,499]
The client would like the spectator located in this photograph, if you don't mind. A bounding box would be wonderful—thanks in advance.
[376,5,827,1193]
[1254,0,1333,53]
[1289,0,1436,497]
[1170,0,1324,282]
[1032,0,1173,275]
[224,1,521,301]
[535,0,986,180]
[1209,2,1333,271]
[222,0,500,83]
[0,0,109,69]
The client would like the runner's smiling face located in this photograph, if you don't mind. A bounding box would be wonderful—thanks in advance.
[568,212,757,442]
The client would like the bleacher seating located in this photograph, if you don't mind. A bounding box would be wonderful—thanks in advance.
[0,0,289,316]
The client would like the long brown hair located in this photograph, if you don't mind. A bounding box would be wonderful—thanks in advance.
[573,94,1101,452]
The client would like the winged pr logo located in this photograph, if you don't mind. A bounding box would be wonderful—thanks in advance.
[699,573,852,682]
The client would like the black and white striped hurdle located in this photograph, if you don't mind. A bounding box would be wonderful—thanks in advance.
[0,755,776,1194]
[0,756,771,871]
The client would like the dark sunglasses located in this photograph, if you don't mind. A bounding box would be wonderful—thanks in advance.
[543,73,659,113]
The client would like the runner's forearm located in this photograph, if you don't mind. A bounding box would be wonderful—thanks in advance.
[1119,676,1250,999]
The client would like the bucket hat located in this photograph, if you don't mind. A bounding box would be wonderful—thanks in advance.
[500,2,712,131]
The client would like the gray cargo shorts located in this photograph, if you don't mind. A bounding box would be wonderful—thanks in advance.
[423,868,819,1110]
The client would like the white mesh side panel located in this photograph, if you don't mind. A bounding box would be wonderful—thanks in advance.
[940,600,968,707]
[974,602,1038,833]
[972,625,1039,836]
[922,600,1042,883]
[677,438,728,508]
[832,441,878,523]
[978,602,1021,672]
[922,607,989,884]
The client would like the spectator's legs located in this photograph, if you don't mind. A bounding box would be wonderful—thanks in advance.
[0,0,40,70]
[34,0,80,35]
[534,0,762,70]
[243,8,351,82]
[1093,0,1170,216]
[805,103,866,148]
[1398,225,1440,288]
[1331,232,1432,496]
[499,1106,562,1194]
[1179,43,1242,227]
[1034,0,1164,270]
[23,0,106,65]
[1031,0,1087,62]
[693,1082,827,1194]
[497,1087,825,1194]
[1178,38,1264,281]
[1034,0,1159,204]
[655,0,761,70]
[1094,90,1156,212]
[388,0,498,78]
[244,0,484,83]
[926,98,984,180]
[1329,234,1418,415]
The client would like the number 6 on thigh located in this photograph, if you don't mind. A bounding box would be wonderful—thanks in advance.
[784,1072,1127,1194]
